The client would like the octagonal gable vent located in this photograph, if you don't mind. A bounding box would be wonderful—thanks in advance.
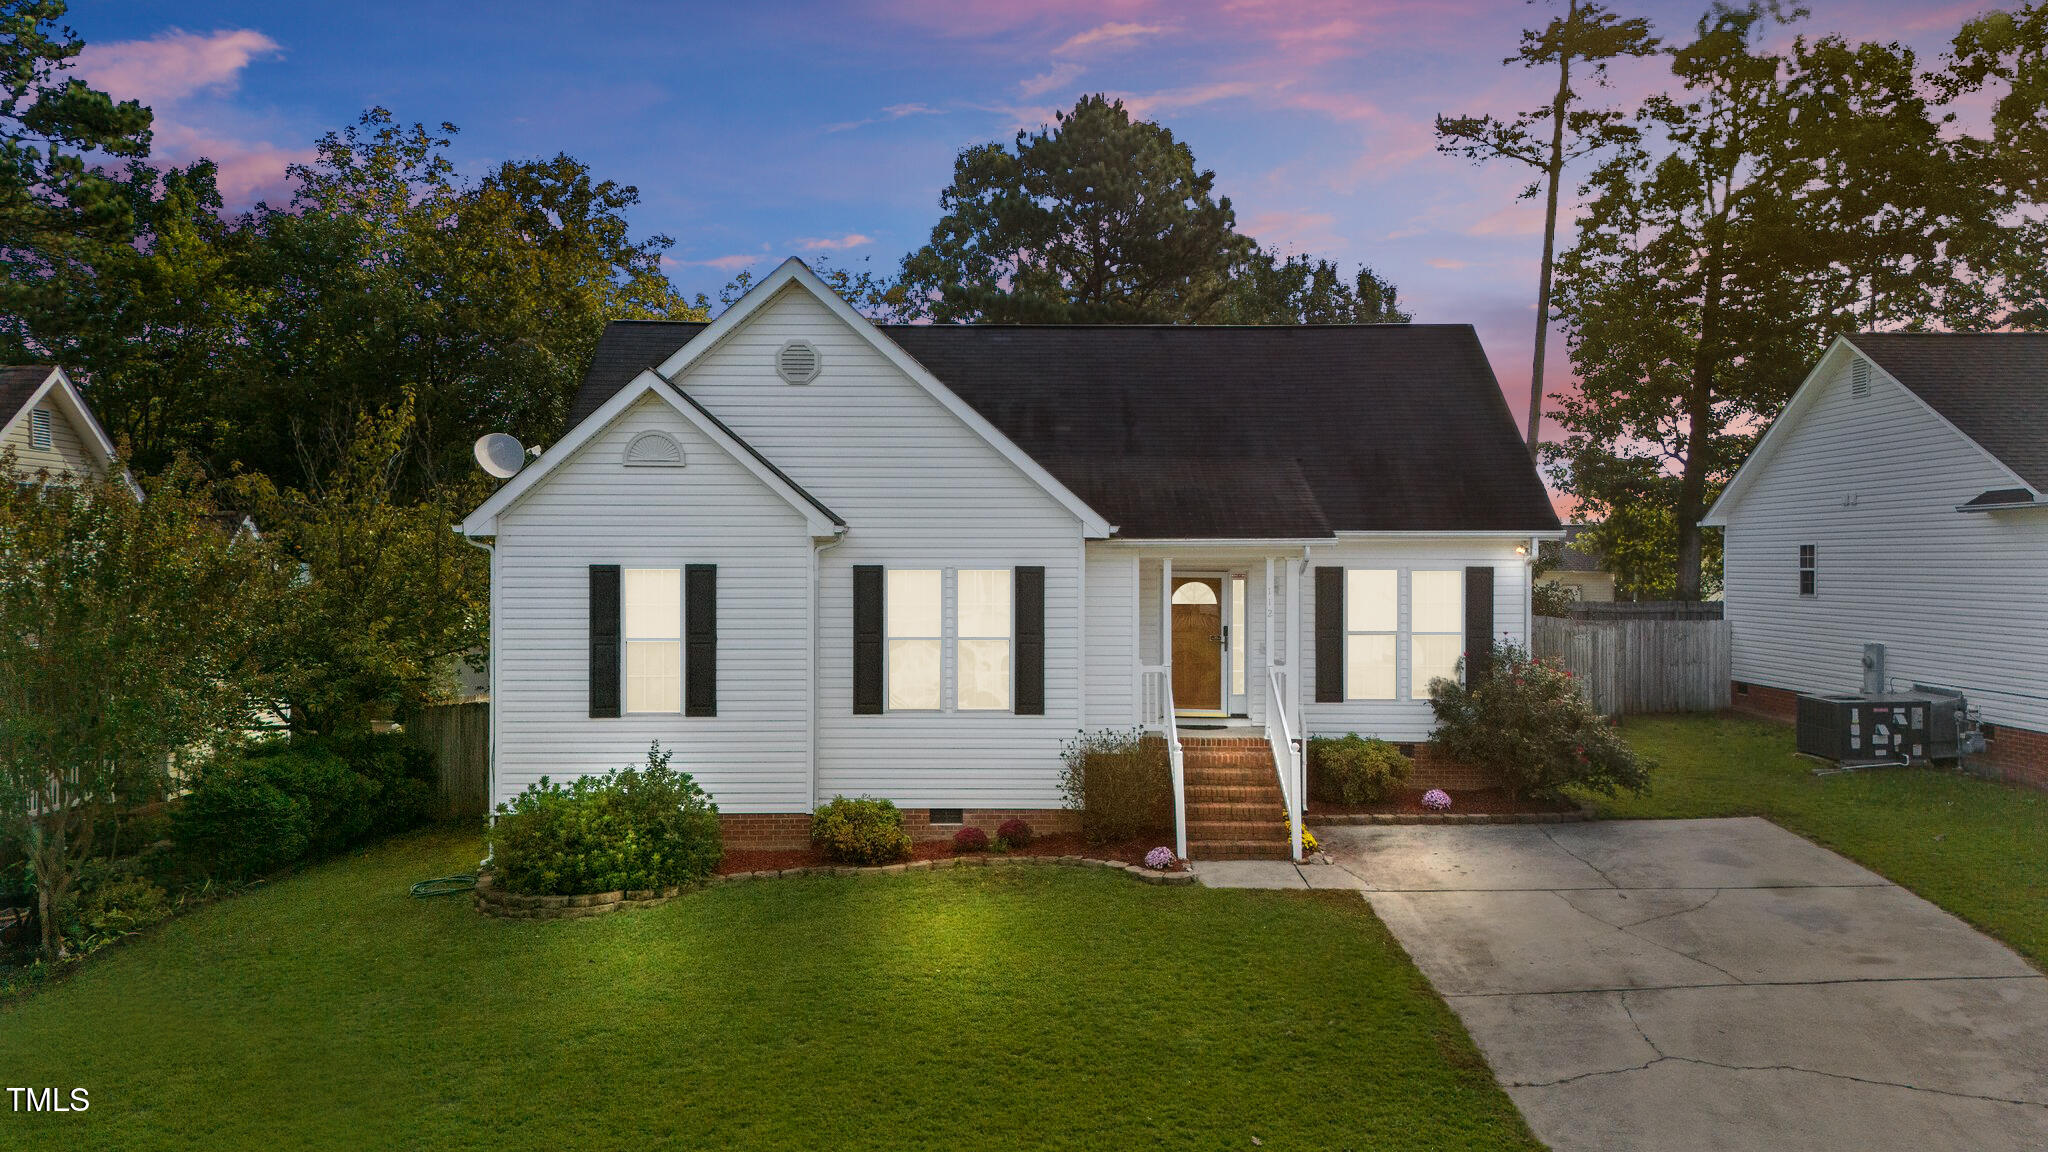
[776,340,821,385]
[623,430,684,467]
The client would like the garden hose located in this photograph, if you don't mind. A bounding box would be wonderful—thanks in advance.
[409,874,477,898]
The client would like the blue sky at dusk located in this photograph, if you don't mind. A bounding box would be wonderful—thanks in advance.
[73,0,1985,432]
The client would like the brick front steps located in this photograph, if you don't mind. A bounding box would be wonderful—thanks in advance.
[473,853,1196,919]
[1181,734,1292,860]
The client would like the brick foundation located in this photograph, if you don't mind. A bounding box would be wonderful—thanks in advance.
[719,808,1082,851]
[1408,744,1505,792]
[1732,679,2048,793]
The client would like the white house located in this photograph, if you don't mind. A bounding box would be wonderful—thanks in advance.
[460,260,1560,859]
[1705,333,2048,790]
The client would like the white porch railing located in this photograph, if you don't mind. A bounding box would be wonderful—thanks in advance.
[1266,665,1304,862]
[1140,665,1188,861]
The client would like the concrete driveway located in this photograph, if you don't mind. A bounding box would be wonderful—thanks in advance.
[1318,817,2048,1152]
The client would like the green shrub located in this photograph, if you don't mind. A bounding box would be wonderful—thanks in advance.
[1533,580,1576,618]
[492,743,723,896]
[62,864,170,947]
[1428,643,1652,800]
[1308,734,1412,805]
[810,796,912,865]
[1058,728,1172,844]
[319,730,442,834]
[172,762,312,879]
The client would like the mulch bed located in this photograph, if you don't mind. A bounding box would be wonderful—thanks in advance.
[717,831,1187,876]
[1310,788,1580,817]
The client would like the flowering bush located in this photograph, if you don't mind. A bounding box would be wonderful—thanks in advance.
[1143,846,1176,871]
[995,817,1034,848]
[1299,828,1320,855]
[1427,643,1652,800]
[952,826,990,853]
[1421,789,1452,812]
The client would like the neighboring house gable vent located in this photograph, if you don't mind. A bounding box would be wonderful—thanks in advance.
[1850,357,1871,397]
[30,407,52,449]
[776,340,821,385]
[623,430,685,467]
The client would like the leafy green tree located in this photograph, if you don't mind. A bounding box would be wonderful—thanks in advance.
[1218,251,1409,324]
[1437,0,1659,453]
[0,457,283,957]
[1943,3,2048,327]
[231,400,489,736]
[0,0,153,357]
[1549,3,2005,599]
[901,94,1246,322]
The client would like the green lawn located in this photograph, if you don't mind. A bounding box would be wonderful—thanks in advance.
[0,828,1538,1151]
[1591,713,2048,968]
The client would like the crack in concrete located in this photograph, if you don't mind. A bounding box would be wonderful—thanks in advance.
[1617,991,1665,1060]
[1613,888,1724,930]
[1547,888,1750,986]
[1506,1054,2048,1110]
[1541,826,1626,889]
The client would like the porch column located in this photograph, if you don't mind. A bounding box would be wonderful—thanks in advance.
[1160,556,1173,702]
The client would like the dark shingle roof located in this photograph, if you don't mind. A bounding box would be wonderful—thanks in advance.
[1852,333,2048,491]
[568,320,1560,538]
[0,365,53,426]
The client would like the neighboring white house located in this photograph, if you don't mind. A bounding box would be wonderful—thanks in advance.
[1705,333,2048,790]
[460,259,1561,858]
[0,365,122,483]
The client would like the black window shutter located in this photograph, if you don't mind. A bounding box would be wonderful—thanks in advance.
[685,564,717,717]
[589,565,621,718]
[1464,565,1496,685]
[1314,566,1344,703]
[852,565,884,715]
[1014,566,1045,715]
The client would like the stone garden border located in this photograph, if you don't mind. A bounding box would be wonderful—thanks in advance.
[474,853,1196,920]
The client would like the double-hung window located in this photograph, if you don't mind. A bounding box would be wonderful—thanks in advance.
[956,569,1012,710]
[1344,569,1397,700]
[886,569,943,710]
[1799,545,1817,596]
[623,568,681,713]
[1410,570,1464,697]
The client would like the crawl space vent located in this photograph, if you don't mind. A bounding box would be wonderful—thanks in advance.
[1850,358,1871,397]
[776,341,821,385]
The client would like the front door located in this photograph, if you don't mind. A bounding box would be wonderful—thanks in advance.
[1171,576,1225,713]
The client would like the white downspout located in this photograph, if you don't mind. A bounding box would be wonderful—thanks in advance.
[457,528,497,869]
[810,532,846,814]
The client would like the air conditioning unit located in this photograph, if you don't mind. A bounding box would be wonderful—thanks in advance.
[1796,694,1931,765]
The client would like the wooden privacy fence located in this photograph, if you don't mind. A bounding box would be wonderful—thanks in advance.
[414,699,489,821]
[1531,617,1732,716]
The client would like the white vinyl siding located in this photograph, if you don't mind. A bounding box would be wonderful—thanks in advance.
[1718,350,2048,735]
[623,568,682,713]
[886,568,943,711]
[1083,551,1138,728]
[674,284,1087,807]
[490,394,815,812]
[1301,539,1530,741]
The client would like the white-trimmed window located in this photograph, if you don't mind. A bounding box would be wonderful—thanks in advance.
[956,569,1012,710]
[623,568,681,713]
[1799,545,1817,597]
[30,408,52,450]
[1344,569,1397,700]
[887,569,943,710]
[1410,570,1464,698]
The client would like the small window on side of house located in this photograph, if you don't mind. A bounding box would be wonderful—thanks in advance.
[886,569,943,710]
[1798,545,1817,597]
[624,568,682,713]
[30,408,52,450]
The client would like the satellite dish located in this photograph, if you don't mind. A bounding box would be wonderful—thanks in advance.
[474,433,526,479]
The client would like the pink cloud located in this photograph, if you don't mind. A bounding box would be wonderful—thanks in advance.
[795,234,874,251]
[688,252,775,272]
[1239,207,1342,252]
[1019,61,1085,98]
[74,28,282,104]
[1055,22,1172,54]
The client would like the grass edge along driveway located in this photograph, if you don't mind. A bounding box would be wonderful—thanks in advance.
[0,827,1541,1152]
[1590,712,2048,969]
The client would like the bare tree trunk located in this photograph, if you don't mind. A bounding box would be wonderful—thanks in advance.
[1529,32,1574,457]
[29,812,68,960]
